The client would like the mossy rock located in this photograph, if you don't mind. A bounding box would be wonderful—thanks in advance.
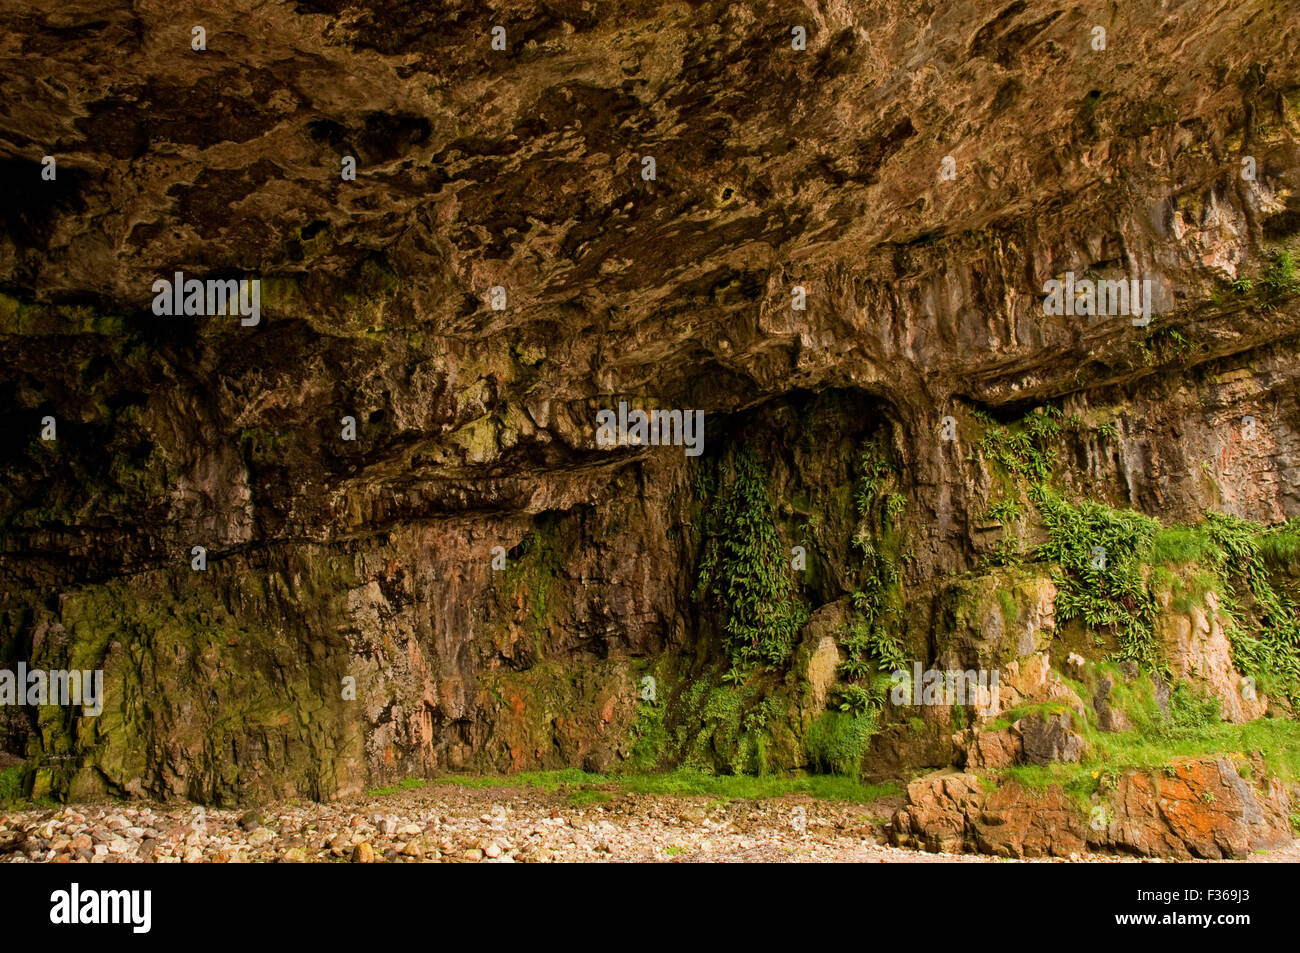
[932,567,1057,669]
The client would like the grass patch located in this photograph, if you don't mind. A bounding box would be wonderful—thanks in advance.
[423,767,899,804]
[803,711,876,779]
[1000,713,1300,810]
[366,777,429,797]
[1150,525,1220,566]
[983,700,1077,733]
[565,790,612,807]
[429,768,603,792]
[613,769,899,803]
[1258,518,1300,569]
[996,588,1018,623]
[627,696,669,772]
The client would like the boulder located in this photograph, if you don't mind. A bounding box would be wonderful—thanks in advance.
[889,772,983,853]
[955,727,1022,769]
[971,783,1090,858]
[1016,712,1086,765]
[891,756,1294,859]
[931,570,1057,692]
[1092,674,1132,733]
[1107,756,1293,859]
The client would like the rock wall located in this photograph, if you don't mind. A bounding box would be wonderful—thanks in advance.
[892,755,1294,860]
[1,1,1299,805]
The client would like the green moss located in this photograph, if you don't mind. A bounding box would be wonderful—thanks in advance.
[1258,519,1300,569]
[6,548,367,804]
[0,295,129,336]
[996,589,1017,624]
[804,711,876,778]
[502,515,564,648]
[238,427,292,469]
[1150,525,1220,566]
[0,766,25,806]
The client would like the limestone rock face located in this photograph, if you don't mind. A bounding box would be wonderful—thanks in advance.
[1,2,1299,801]
[1108,756,1294,860]
[797,604,847,713]
[956,708,1085,769]
[890,772,985,855]
[892,756,1293,859]
[933,568,1057,675]
[1016,711,1087,765]
[955,726,1021,770]
[1156,589,1268,722]
[1092,674,1133,733]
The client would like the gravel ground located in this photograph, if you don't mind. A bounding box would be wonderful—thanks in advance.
[3,783,1296,863]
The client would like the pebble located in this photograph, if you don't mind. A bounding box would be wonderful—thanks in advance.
[2,784,1266,865]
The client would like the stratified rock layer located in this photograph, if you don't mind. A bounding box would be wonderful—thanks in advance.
[0,2,1299,807]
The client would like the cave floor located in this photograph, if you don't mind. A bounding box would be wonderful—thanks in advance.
[5,781,1298,863]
